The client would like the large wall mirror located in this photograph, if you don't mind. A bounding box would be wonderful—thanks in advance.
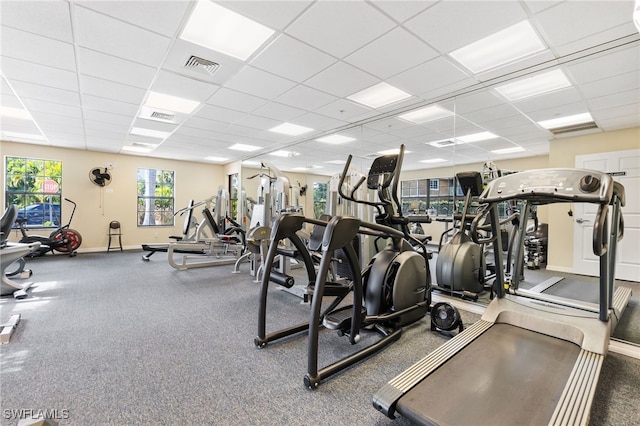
[238,55,639,347]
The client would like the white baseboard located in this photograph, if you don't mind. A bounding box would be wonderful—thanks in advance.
[544,264,574,274]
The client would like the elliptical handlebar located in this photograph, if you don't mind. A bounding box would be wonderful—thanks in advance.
[337,155,386,214]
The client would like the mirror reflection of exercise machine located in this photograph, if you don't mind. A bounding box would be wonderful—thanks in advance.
[142,192,245,270]
[374,168,632,426]
[234,163,304,290]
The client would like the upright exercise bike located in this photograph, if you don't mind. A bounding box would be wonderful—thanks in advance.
[255,145,430,389]
[15,198,82,257]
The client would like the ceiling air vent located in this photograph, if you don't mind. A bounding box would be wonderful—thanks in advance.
[151,111,175,121]
[549,121,598,135]
[184,55,220,76]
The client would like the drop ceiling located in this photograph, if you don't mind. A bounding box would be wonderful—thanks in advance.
[1,0,639,176]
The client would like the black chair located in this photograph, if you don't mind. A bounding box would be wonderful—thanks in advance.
[107,221,122,252]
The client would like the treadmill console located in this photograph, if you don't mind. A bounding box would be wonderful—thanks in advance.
[480,168,614,204]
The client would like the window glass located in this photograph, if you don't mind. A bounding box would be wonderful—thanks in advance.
[5,156,62,227]
[137,168,175,226]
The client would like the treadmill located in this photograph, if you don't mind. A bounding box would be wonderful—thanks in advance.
[373,168,629,426]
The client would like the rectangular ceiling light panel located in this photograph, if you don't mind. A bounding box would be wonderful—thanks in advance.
[180,0,275,61]
[269,122,314,136]
[316,134,356,144]
[450,21,546,74]
[348,82,412,109]
[537,112,594,129]
[398,105,453,124]
[495,69,572,101]
[229,143,261,152]
[492,146,525,154]
[145,91,200,114]
[130,127,172,139]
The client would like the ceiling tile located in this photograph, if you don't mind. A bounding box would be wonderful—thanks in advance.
[275,85,337,111]
[534,1,635,54]
[207,88,268,113]
[389,57,473,98]
[304,61,379,98]
[314,99,372,121]
[0,26,76,71]
[77,47,156,88]
[225,66,297,99]
[11,81,80,107]
[75,0,190,37]
[21,98,82,119]
[219,0,313,31]
[0,1,73,42]
[251,34,337,83]
[405,1,528,53]
[285,1,396,58]
[82,94,139,116]
[344,28,438,80]
[1,56,79,91]
[372,1,436,23]
[79,75,146,105]
[252,101,306,122]
[74,6,172,67]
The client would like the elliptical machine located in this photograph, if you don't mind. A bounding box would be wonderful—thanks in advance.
[15,198,82,257]
[434,172,490,300]
[255,145,430,389]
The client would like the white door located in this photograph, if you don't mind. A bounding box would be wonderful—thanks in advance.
[574,149,640,282]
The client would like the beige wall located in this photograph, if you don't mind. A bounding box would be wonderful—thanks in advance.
[1,141,224,251]
[546,127,640,272]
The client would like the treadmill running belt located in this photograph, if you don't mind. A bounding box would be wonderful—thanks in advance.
[397,323,581,426]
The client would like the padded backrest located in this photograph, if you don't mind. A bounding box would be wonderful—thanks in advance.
[1,205,18,247]
[109,220,121,230]
[202,208,221,234]
[182,200,195,236]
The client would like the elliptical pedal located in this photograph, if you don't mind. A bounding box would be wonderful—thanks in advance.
[323,305,366,331]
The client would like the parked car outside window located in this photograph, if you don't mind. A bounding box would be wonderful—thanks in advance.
[16,203,61,227]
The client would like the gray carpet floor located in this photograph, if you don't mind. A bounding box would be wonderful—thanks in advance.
[1,251,639,425]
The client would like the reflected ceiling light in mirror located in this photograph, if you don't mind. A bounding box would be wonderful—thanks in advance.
[205,156,227,162]
[347,82,412,109]
[229,143,261,152]
[122,145,153,153]
[130,127,172,139]
[145,91,200,114]
[419,158,447,164]
[269,150,300,157]
[450,21,546,74]
[378,148,412,155]
[179,0,275,61]
[537,112,594,129]
[491,146,526,154]
[293,165,323,171]
[316,134,356,144]
[1,106,32,120]
[398,105,453,124]
[428,131,498,147]
[457,131,498,143]
[495,69,571,101]
[428,139,456,148]
[269,122,314,136]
